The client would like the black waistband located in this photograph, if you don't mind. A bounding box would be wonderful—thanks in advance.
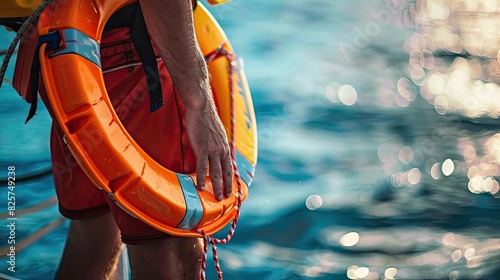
[105,3,163,112]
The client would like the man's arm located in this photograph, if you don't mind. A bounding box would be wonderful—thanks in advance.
[139,0,233,201]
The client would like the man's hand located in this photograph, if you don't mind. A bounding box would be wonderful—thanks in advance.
[139,0,233,200]
[184,100,233,200]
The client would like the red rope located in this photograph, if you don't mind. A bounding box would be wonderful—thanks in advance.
[198,44,243,280]
[200,234,209,279]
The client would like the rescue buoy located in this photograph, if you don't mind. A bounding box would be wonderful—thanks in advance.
[36,0,257,237]
[0,0,44,18]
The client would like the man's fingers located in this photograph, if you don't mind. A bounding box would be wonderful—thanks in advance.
[222,152,233,198]
[196,154,208,191]
[209,156,223,201]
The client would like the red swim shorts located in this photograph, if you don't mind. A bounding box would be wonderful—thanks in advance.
[40,27,196,245]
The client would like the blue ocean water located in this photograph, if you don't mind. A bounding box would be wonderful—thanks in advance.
[1,0,500,279]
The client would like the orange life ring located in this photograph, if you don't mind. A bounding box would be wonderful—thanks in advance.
[37,0,257,237]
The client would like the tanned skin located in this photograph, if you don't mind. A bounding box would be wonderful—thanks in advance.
[140,0,233,200]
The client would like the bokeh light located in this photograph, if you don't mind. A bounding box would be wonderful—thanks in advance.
[325,82,342,103]
[339,232,360,247]
[338,84,358,106]
[306,194,323,210]
[442,159,454,176]
[384,267,397,279]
